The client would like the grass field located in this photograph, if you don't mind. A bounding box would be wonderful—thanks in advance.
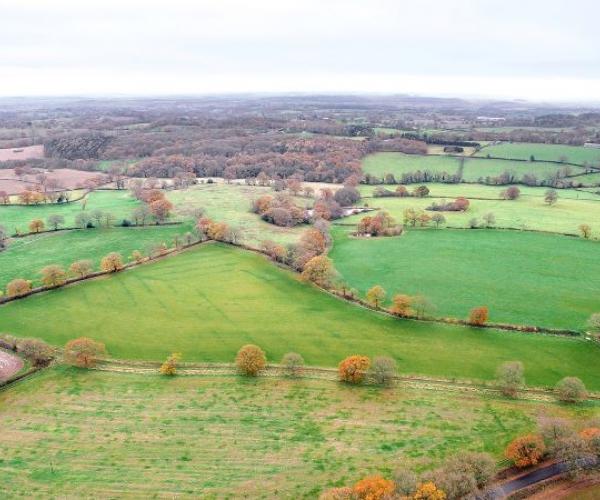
[362,152,580,183]
[0,190,142,234]
[0,243,598,389]
[0,223,194,288]
[476,143,600,165]
[330,227,600,331]
[0,367,596,498]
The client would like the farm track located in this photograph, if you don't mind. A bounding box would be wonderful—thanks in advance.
[92,359,600,403]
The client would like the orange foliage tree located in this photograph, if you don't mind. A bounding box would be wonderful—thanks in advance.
[338,355,370,384]
[413,482,446,499]
[353,475,395,500]
[391,294,412,316]
[64,337,107,368]
[6,278,32,297]
[40,265,67,287]
[235,344,267,376]
[29,219,45,233]
[468,306,489,326]
[160,352,181,376]
[579,427,600,440]
[150,198,174,222]
[301,255,335,287]
[505,434,545,468]
[100,252,124,272]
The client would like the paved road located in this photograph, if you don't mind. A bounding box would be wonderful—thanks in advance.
[0,350,23,381]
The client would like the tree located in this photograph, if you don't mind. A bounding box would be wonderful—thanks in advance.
[16,338,55,367]
[431,213,446,228]
[132,205,152,226]
[352,475,395,500]
[578,224,592,239]
[338,355,370,384]
[496,361,524,397]
[235,344,266,376]
[131,250,144,263]
[413,185,430,198]
[0,225,7,250]
[482,212,496,228]
[6,278,32,297]
[150,198,174,223]
[47,214,65,230]
[393,466,417,497]
[334,186,361,206]
[544,189,558,206]
[555,377,587,403]
[160,352,181,376]
[207,221,231,241]
[40,265,67,287]
[555,434,595,478]
[501,186,520,200]
[74,211,92,229]
[468,306,489,326]
[366,285,386,309]
[413,482,446,499]
[369,356,397,386]
[64,337,107,368]
[281,352,304,377]
[412,295,433,319]
[505,434,545,468]
[70,259,93,278]
[301,255,336,287]
[29,219,45,233]
[539,417,575,452]
[100,252,124,272]
[391,294,412,316]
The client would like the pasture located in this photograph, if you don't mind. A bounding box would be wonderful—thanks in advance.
[0,367,595,498]
[476,143,600,165]
[0,144,44,161]
[0,243,598,389]
[330,227,600,331]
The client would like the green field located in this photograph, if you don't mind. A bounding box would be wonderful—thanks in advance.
[362,152,580,183]
[476,143,600,165]
[0,190,142,234]
[330,227,600,331]
[1,243,598,389]
[0,223,194,288]
[3,367,594,498]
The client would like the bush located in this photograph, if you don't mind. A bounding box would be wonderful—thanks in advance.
[121,219,132,227]
[393,466,417,497]
[468,306,489,326]
[369,356,397,386]
[318,487,353,500]
[69,259,93,278]
[6,278,32,297]
[338,355,370,384]
[496,361,524,397]
[0,333,19,351]
[64,337,107,368]
[413,482,445,499]
[235,344,266,376]
[100,252,124,272]
[281,352,304,377]
[40,265,67,287]
[353,475,394,500]
[16,338,55,367]
[555,377,587,403]
[159,352,181,376]
[505,434,545,468]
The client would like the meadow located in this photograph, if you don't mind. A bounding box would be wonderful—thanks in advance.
[3,367,595,498]
[476,143,600,165]
[1,243,598,389]
[330,227,600,331]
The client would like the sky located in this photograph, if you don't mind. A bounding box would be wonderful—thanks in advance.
[1,0,599,102]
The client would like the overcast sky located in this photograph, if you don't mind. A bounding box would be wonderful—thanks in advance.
[1,0,599,101]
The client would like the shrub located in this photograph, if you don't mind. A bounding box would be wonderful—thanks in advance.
[318,487,353,500]
[505,434,545,467]
[555,377,587,403]
[160,352,181,376]
[64,337,107,368]
[0,333,19,351]
[338,355,370,384]
[100,252,124,272]
[16,338,55,367]
[369,356,397,386]
[69,259,93,278]
[393,466,417,497]
[413,482,446,499]
[413,185,430,198]
[6,278,32,297]
[281,352,304,377]
[468,306,489,326]
[40,265,67,287]
[443,451,495,490]
[353,475,395,500]
[235,344,266,376]
[496,361,524,397]
[390,294,412,316]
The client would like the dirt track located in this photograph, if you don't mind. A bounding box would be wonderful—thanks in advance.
[0,350,23,380]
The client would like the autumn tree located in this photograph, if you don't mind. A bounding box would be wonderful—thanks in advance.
[544,189,558,206]
[160,352,181,376]
[131,205,152,226]
[16,338,55,367]
[40,265,67,287]
[29,219,45,233]
[6,278,32,297]
[431,213,446,228]
[496,361,525,397]
[100,252,124,272]
[369,356,397,386]
[74,211,92,229]
[505,434,545,467]
[207,221,231,241]
[338,355,370,384]
[69,259,93,278]
[352,475,395,500]
[501,186,520,200]
[301,255,336,287]
[468,306,489,326]
[413,482,446,499]
[150,198,174,223]
[578,224,591,239]
[413,185,430,198]
[281,352,304,377]
[235,344,266,376]
[64,337,107,368]
[131,250,144,263]
[366,285,386,308]
[47,214,65,230]
[391,294,412,316]
[555,377,587,403]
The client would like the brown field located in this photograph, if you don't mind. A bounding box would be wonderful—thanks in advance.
[0,168,107,194]
[0,144,44,161]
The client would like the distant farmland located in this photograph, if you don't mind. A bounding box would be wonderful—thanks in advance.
[0,144,44,161]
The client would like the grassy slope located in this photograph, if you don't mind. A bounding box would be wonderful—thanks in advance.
[1,368,596,499]
[476,143,600,164]
[0,190,141,233]
[362,152,580,182]
[1,243,598,389]
[330,227,600,331]
[0,223,194,287]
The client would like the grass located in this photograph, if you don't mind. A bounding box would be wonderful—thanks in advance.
[0,367,596,498]
[0,223,194,288]
[476,143,600,165]
[361,152,582,183]
[1,243,599,389]
[0,190,142,234]
[330,227,600,331]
